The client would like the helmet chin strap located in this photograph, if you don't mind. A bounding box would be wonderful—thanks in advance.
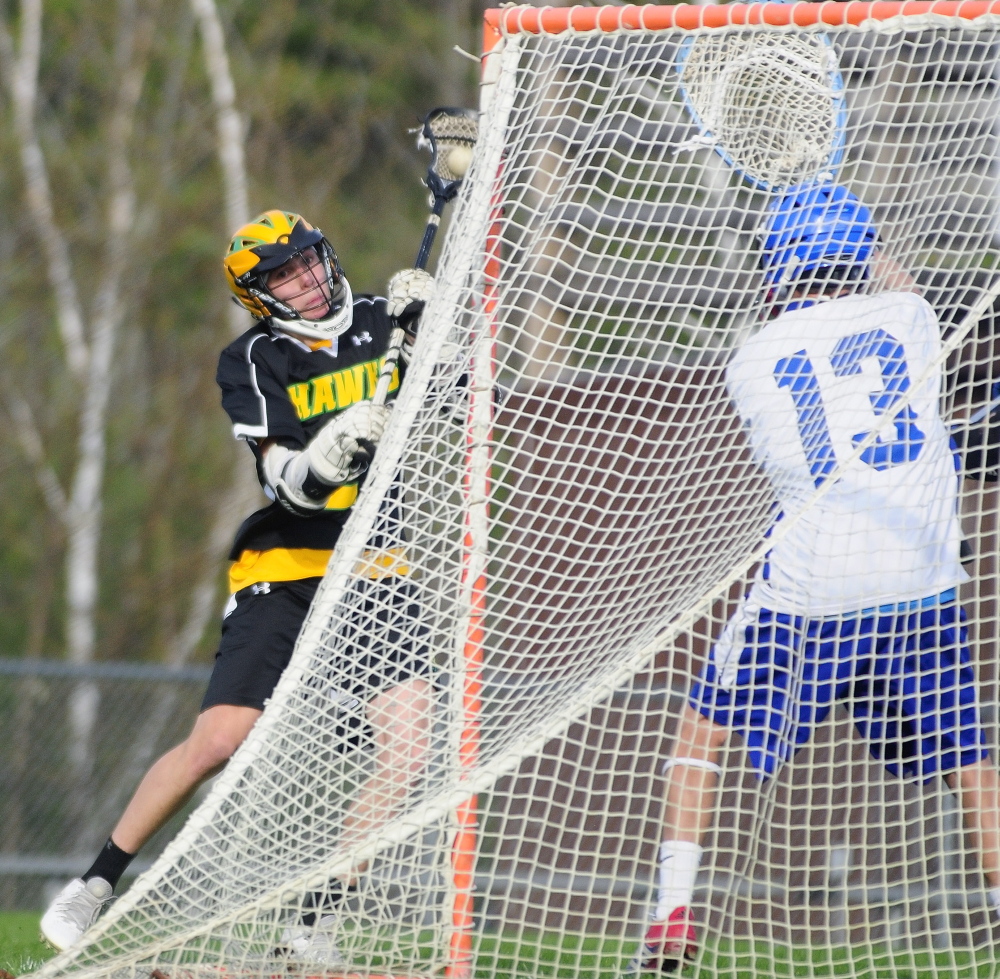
[268,278,355,340]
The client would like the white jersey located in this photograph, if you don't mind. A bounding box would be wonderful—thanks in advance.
[727,291,967,615]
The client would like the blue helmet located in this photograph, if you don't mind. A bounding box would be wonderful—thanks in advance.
[759,182,878,299]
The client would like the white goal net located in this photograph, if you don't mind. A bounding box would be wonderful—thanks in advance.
[36,4,1000,977]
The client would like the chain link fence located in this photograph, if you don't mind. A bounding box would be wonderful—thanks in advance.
[0,660,212,910]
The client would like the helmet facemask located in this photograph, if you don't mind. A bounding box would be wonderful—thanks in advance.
[234,221,354,340]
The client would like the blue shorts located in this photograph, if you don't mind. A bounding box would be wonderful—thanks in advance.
[690,592,989,781]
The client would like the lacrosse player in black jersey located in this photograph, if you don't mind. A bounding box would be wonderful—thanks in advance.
[42,210,436,964]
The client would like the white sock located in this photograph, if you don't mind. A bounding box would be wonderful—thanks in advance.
[989,886,1000,919]
[654,840,702,921]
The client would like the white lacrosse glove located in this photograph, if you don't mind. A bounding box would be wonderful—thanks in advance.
[386,268,435,336]
[306,402,392,486]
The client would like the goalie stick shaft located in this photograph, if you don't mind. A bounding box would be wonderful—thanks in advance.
[351,107,477,473]
[370,108,477,410]
[368,192,447,410]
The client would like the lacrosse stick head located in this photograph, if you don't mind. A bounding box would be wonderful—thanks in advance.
[676,29,846,191]
[417,106,480,202]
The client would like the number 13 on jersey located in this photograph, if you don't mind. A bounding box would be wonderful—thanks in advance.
[773,328,926,486]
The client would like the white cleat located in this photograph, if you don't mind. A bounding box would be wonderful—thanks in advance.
[40,877,114,950]
[278,914,346,969]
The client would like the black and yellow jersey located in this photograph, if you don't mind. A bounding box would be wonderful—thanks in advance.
[216,295,404,591]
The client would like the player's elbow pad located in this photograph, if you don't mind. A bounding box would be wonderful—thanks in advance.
[262,444,338,517]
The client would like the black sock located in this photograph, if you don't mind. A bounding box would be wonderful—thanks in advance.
[300,881,357,926]
[83,838,135,890]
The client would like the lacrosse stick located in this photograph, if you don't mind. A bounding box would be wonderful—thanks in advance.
[675,24,846,191]
[376,107,478,404]
[352,107,479,470]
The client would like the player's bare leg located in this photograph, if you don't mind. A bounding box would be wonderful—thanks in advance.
[41,704,261,950]
[111,704,262,853]
[630,706,728,973]
[280,677,432,965]
[342,675,433,869]
[946,757,1000,889]
[662,705,729,842]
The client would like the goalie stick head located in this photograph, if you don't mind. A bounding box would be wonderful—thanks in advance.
[759,182,878,312]
[417,107,479,203]
[224,210,354,340]
[675,25,847,191]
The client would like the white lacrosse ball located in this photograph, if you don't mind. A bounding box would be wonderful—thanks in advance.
[446,145,474,178]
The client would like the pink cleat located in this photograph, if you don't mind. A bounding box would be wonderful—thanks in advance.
[627,906,698,974]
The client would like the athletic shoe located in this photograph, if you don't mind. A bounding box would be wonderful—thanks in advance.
[276,914,346,968]
[627,906,698,973]
[40,876,114,950]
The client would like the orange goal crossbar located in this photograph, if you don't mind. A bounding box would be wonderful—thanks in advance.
[485,0,1000,44]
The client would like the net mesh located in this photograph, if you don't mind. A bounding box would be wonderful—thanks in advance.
[34,7,1000,978]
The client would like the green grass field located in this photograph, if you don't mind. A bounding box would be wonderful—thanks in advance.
[0,912,54,975]
[471,933,1000,979]
[2,916,997,979]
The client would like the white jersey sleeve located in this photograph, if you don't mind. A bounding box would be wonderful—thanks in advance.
[726,291,967,615]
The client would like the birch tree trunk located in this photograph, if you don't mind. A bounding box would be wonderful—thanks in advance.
[90,0,262,835]
[66,0,151,826]
[0,0,150,826]
[0,0,256,853]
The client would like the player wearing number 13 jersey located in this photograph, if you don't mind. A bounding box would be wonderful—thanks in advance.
[727,288,965,614]
[630,184,1000,975]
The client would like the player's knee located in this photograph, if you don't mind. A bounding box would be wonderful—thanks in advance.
[392,719,431,774]
[706,719,729,751]
[372,681,431,729]
[183,727,244,779]
[404,728,431,772]
[676,705,727,752]
[379,717,431,783]
[389,751,427,789]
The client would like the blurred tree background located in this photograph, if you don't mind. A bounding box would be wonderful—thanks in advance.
[0,0,494,910]
[0,0,485,676]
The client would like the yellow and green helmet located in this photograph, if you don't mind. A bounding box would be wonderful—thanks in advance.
[223,209,353,339]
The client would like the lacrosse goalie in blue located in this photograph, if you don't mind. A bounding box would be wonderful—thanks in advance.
[629,183,1000,975]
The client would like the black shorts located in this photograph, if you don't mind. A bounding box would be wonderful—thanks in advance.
[201,576,430,712]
